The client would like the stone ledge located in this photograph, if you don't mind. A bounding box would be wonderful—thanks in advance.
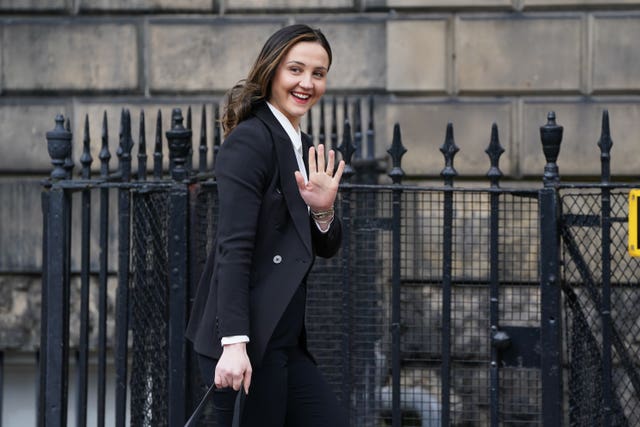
[78,0,212,11]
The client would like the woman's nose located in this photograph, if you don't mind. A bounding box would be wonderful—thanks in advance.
[299,73,313,88]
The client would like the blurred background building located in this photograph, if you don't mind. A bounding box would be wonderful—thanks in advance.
[1,0,639,425]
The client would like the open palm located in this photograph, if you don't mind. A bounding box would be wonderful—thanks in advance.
[295,144,345,212]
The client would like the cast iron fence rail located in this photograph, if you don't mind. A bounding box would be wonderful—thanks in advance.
[39,98,640,427]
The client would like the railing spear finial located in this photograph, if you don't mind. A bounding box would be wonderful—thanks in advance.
[81,114,93,179]
[598,109,613,184]
[353,98,362,160]
[138,110,147,181]
[387,123,407,184]
[99,110,111,178]
[118,109,134,181]
[440,123,459,187]
[366,95,375,160]
[337,117,356,181]
[199,105,208,174]
[154,110,163,179]
[63,117,75,178]
[485,123,504,188]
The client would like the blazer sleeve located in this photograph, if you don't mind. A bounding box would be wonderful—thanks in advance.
[214,120,274,339]
[310,215,342,258]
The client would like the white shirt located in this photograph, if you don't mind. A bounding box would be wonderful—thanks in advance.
[267,102,308,184]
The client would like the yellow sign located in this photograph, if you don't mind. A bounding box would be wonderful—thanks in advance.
[630,190,640,257]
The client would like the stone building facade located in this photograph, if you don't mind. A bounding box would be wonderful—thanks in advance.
[1,0,639,425]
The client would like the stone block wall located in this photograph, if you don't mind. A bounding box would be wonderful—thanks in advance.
[1,0,639,349]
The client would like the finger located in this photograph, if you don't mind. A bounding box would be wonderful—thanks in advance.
[244,370,252,394]
[316,144,326,174]
[232,373,243,391]
[214,374,223,388]
[308,146,317,174]
[333,160,346,183]
[326,150,335,176]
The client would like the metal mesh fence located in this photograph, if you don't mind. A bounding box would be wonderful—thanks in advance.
[189,183,220,427]
[396,190,541,426]
[561,190,640,427]
[130,190,170,427]
[122,182,568,427]
[307,187,541,426]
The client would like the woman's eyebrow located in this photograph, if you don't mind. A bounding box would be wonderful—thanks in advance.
[286,60,328,71]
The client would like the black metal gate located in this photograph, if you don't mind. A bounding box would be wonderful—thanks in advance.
[555,113,640,427]
[39,99,640,426]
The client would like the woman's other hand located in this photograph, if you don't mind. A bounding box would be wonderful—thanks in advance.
[214,342,252,394]
[295,144,345,211]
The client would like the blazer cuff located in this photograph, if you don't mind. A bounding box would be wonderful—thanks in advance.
[313,217,334,233]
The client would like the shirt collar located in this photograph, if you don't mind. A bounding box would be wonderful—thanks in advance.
[266,102,302,152]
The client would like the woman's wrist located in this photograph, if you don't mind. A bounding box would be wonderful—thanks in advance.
[310,206,335,221]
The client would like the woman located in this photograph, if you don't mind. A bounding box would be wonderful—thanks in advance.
[186,24,347,427]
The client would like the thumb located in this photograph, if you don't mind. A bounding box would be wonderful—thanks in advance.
[294,171,306,191]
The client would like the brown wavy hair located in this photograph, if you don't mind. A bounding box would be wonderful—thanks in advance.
[221,24,332,137]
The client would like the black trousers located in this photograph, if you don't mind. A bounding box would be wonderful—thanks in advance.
[198,347,347,427]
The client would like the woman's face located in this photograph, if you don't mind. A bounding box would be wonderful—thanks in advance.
[268,41,330,129]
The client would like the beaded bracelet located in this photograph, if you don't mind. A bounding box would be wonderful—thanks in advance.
[311,207,335,221]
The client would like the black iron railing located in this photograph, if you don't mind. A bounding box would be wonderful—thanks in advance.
[38,98,640,427]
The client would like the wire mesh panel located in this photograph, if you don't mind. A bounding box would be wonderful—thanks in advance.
[309,187,542,427]
[188,182,220,426]
[307,188,393,427]
[561,189,640,427]
[130,190,170,427]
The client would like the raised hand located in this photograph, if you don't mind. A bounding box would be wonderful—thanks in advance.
[294,144,345,212]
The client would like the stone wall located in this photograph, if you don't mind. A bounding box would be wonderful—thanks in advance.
[2,0,640,350]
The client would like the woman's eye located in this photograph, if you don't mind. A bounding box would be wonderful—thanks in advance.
[289,67,301,73]
[313,71,326,78]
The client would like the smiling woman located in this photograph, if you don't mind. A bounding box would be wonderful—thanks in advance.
[185,24,347,427]
[269,41,329,128]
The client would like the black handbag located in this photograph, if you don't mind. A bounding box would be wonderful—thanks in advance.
[184,383,246,427]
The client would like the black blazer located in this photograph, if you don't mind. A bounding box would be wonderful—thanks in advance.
[186,102,342,367]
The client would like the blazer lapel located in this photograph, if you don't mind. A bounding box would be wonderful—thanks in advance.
[254,104,312,256]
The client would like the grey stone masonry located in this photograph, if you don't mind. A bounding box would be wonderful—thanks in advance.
[3,21,139,92]
[0,11,639,177]
[455,14,583,93]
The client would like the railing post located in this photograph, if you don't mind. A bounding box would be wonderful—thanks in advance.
[166,108,192,426]
[337,112,355,424]
[539,112,564,426]
[387,123,406,427]
[97,110,111,427]
[77,114,93,427]
[115,109,133,427]
[439,123,458,427]
[42,114,73,427]
[597,110,613,426]
[486,123,505,427]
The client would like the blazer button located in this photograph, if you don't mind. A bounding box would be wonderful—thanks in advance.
[273,255,282,264]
